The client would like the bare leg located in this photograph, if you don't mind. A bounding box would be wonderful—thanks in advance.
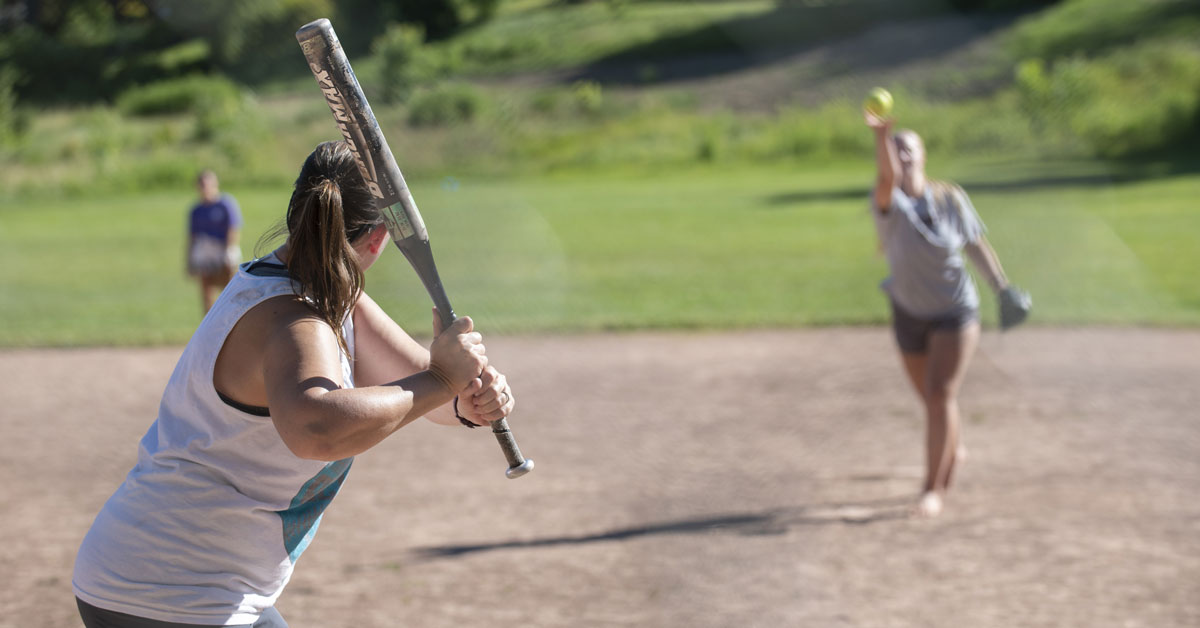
[199,267,233,314]
[200,276,219,314]
[899,352,928,399]
[898,351,941,516]
[916,321,980,516]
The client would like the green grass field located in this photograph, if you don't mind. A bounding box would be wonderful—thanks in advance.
[2,156,1196,347]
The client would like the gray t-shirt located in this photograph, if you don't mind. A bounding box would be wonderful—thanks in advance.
[872,184,985,319]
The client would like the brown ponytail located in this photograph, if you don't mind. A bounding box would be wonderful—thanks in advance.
[261,141,383,356]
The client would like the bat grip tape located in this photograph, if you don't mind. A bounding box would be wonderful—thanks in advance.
[492,418,528,468]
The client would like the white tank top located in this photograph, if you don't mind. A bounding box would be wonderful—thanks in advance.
[73,254,356,625]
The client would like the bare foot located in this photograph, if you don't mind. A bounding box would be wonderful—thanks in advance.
[913,491,943,518]
[956,444,969,464]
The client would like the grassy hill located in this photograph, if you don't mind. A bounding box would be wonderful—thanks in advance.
[1,0,1199,346]
[1,0,1197,197]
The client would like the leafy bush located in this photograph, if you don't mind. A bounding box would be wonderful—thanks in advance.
[4,2,221,103]
[161,0,331,82]
[1015,39,1200,157]
[1,25,107,103]
[571,81,605,116]
[116,75,244,117]
[407,83,485,126]
[373,23,429,104]
[102,38,214,92]
[0,65,24,146]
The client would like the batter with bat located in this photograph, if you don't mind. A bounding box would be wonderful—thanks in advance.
[864,100,1030,519]
[72,33,522,628]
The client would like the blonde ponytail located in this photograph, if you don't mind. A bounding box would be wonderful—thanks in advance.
[928,179,965,218]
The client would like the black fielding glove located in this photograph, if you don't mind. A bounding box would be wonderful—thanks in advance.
[998,285,1032,331]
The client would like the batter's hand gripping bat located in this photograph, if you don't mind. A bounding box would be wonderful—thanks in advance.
[296,18,533,479]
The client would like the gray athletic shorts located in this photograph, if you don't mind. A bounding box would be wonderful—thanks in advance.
[77,599,288,628]
[889,300,978,354]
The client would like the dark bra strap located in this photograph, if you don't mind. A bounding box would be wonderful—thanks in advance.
[244,258,291,278]
[216,389,270,417]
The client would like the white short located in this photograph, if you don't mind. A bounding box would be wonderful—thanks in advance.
[189,236,240,275]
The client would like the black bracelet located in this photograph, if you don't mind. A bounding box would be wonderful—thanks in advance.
[454,396,476,428]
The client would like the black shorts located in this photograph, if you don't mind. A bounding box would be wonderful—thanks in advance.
[889,300,978,354]
[77,598,288,628]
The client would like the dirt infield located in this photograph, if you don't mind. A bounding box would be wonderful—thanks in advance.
[2,328,1197,628]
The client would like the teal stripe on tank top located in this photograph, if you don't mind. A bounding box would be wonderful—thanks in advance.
[276,458,353,562]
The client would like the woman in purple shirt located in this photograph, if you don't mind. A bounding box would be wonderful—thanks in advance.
[866,108,1030,517]
[187,170,242,313]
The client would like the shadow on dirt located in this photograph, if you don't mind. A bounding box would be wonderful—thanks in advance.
[410,496,912,560]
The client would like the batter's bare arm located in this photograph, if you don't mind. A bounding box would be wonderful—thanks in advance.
[352,292,466,428]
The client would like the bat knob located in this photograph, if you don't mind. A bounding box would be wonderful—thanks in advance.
[505,459,535,479]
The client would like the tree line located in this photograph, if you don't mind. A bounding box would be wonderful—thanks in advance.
[0,0,498,104]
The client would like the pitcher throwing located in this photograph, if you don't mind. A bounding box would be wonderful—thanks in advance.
[864,108,1030,518]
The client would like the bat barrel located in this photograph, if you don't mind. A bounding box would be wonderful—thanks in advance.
[296,19,427,243]
[295,17,332,42]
